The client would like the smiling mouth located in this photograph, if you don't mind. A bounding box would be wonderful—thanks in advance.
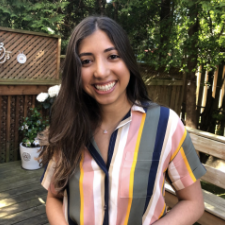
[94,81,116,92]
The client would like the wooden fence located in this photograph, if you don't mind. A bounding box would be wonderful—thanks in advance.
[181,65,225,136]
[0,28,61,163]
[146,79,183,115]
[0,86,51,163]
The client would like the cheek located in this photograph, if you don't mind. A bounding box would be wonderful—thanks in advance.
[81,70,89,85]
[117,63,130,79]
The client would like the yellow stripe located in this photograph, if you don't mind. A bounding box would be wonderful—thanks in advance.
[124,113,146,225]
[79,154,84,225]
[170,129,187,162]
[161,174,165,196]
[180,147,196,182]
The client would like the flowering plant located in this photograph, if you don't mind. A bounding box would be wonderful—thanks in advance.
[36,84,61,109]
[19,108,49,147]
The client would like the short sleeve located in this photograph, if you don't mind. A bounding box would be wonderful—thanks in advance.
[167,116,206,191]
[40,158,56,191]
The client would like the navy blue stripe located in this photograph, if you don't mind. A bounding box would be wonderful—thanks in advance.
[103,174,109,225]
[88,143,108,174]
[123,109,131,120]
[40,162,48,182]
[89,108,131,225]
[107,130,118,170]
[143,107,169,213]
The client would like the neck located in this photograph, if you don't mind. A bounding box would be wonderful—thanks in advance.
[99,97,132,127]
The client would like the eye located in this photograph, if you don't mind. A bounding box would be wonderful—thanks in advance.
[81,59,91,65]
[109,54,119,60]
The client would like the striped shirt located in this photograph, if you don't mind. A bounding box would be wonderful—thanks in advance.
[41,103,206,225]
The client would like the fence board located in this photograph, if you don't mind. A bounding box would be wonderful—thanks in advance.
[188,132,225,160]
[0,85,49,96]
[202,164,225,189]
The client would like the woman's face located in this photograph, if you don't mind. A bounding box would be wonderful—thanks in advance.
[79,30,130,107]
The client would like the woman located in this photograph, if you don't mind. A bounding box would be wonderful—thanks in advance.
[39,16,206,225]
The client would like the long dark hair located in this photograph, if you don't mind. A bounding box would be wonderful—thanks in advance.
[39,16,150,192]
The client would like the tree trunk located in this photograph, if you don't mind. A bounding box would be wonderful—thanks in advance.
[97,0,105,15]
[113,1,118,21]
[185,2,199,128]
[159,0,172,61]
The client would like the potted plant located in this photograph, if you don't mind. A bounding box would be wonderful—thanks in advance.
[19,108,49,170]
[19,84,61,170]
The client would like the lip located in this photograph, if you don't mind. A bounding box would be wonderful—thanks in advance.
[93,81,117,94]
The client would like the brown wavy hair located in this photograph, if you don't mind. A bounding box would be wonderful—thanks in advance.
[38,16,150,193]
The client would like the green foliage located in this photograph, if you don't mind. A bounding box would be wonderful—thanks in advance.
[1,0,225,71]
[19,108,49,147]
[0,0,68,36]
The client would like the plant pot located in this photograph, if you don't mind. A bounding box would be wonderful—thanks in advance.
[19,143,42,170]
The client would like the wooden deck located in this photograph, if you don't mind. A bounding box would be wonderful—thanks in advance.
[0,161,49,225]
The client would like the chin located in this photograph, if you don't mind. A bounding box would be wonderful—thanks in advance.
[95,97,117,106]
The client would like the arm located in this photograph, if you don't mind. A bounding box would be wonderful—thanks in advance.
[153,180,204,225]
[46,187,68,225]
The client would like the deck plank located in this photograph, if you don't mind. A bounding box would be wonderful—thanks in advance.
[0,181,42,199]
[0,194,47,217]
[0,161,49,225]
[1,204,46,225]
[11,213,48,225]
[0,188,47,208]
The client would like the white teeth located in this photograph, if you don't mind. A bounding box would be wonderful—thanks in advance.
[95,82,115,91]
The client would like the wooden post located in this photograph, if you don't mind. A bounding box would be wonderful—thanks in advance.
[196,66,202,104]
[218,66,225,109]
[24,95,28,118]
[6,96,11,162]
[14,96,20,160]
[212,65,219,99]
[201,70,209,113]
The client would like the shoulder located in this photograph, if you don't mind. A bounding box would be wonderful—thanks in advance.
[144,102,180,122]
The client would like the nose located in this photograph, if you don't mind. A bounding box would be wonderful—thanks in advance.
[93,58,110,79]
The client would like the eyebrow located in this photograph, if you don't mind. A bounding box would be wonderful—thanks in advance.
[79,47,117,57]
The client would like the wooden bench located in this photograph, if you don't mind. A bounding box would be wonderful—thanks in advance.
[165,127,225,225]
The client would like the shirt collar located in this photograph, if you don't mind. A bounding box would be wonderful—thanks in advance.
[115,102,146,130]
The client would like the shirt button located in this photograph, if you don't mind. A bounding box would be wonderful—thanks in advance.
[104,205,107,210]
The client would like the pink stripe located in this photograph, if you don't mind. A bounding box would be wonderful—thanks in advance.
[149,173,165,224]
[148,148,171,224]
[82,149,95,225]
[172,151,193,186]
[170,120,185,157]
[116,111,143,225]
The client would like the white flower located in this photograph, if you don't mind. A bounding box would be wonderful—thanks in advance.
[24,124,28,130]
[48,85,61,98]
[33,139,40,146]
[36,92,49,102]
[21,126,24,130]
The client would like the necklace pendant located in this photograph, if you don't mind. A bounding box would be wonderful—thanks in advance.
[103,130,108,134]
